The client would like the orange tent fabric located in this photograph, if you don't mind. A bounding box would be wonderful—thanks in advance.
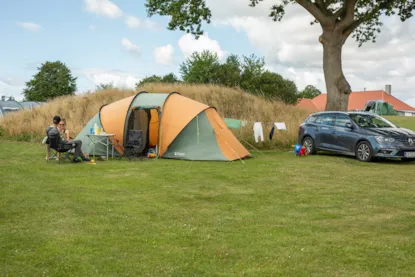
[205,108,250,160]
[100,95,135,152]
[158,93,209,157]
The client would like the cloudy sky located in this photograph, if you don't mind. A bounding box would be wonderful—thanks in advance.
[1,0,415,107]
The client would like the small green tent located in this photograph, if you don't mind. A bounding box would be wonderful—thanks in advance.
[364,100,397,116]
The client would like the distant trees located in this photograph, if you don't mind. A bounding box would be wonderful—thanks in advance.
[136,50,304,104]
[136,73,181,88]
[23,61,77,101]
[96,83,114,91]
[298,85,322,99]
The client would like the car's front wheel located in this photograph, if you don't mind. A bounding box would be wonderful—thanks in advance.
[302,136,316,155]
[356,141,373,162]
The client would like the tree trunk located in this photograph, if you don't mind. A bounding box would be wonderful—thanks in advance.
[320,30,351,111]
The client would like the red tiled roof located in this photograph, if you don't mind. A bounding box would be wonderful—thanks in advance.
[297,90,415,112]
[296,98,319,112]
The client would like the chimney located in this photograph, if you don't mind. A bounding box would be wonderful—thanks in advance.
[385,84,392,95]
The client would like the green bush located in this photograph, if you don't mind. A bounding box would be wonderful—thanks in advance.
[15,132,32,142]
[0,126,4,137]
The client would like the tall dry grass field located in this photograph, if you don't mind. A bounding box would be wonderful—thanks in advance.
[0,83,310,148]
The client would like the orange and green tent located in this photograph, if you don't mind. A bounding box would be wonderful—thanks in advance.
[75,91,250,161]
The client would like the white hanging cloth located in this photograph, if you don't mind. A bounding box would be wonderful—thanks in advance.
[274,122,287,130]
[253,122,264,143]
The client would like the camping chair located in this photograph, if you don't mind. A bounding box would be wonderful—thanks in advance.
[46,134,76,163]
[122,130,146,161]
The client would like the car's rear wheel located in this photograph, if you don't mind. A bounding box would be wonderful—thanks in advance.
[302,136,316,155]
[356,141,373,162]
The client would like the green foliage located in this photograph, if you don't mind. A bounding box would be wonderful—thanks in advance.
[240,54,266,92]
[95,83,114,91]
[23,61,77,102]
[251,71,299,104]
[179,50,299,104]
[145,0,212,37]
[216,54,242,87]
[180,50,221,84]
[136,73,181,88]
[298,85,322,99]
[15,132,32,142]
[0,126,4,137]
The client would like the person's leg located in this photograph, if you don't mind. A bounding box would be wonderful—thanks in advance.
[71,140,89,161]
[46,144,50,160]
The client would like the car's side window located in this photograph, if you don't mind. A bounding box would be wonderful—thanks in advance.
[335,115,352,128]
[315,116,322,124]
[319,114,335,126]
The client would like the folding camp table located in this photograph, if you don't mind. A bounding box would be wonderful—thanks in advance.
[86,133,116,160]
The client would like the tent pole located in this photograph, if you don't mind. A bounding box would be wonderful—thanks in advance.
[241,139,264,154]
[213,128,245,164]
[197,115,200,144]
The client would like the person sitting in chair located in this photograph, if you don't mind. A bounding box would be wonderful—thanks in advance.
[46,115,90,163]
[45,118,71,160]
[58,118,71,141]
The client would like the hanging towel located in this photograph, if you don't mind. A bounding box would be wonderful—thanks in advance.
[223,118,241,129]
[274,122,287,130]
[253,122,264,143]
[269,126,275,140]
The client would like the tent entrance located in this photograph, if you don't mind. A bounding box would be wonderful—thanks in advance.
[126,107,160,154]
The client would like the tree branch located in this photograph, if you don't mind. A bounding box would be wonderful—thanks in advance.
[324,0,337,8]
[342,5,383,42]
[295,0,331,26]
[315,0,332,16]
[337,0,358,29]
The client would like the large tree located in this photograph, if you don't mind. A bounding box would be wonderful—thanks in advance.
[145,0,415,111]
[23,61,77,101]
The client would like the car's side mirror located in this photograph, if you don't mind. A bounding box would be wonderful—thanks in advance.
[345,122,353,129]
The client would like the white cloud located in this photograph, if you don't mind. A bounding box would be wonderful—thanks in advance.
[17,22,41,32]
[0,77,26,101]
[76,68,142,89]
[125,15,141,28]
[406,97,415,108]
[121,38,140,55]
[124,15,158,30]
[153,44,175,65]
[88,25,96,31]
[84,0,123,19]
[178,33,226,60]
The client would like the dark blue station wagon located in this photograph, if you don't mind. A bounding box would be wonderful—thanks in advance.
[298,112,415,162]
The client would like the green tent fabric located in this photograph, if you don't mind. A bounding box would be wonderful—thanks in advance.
[364,100,397,116]
[223,118,242,129]
[163,111,228,161]
[76,113,110,157]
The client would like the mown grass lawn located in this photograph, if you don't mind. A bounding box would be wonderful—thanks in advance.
[386,116,415,131]
[0,140,414,277]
